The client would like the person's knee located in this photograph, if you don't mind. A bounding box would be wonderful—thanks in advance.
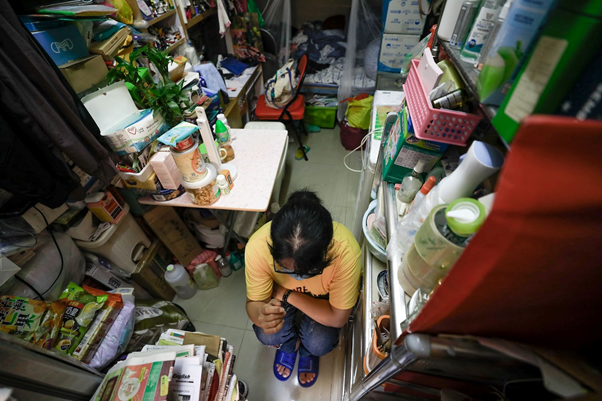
[253,324,287,347]
[302,330,340,356]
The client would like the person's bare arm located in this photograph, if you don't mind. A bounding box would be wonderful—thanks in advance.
[246,297,286,334]
[273,284,351,328]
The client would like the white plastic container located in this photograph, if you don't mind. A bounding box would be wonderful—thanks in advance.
[438,0,466,41]
[193,263,220,290]
[75,204,151,274]
[182,164,221,205]
[165,263,198,299]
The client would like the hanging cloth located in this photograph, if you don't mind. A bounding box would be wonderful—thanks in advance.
[217,0,231,36]
[0,2,116,210]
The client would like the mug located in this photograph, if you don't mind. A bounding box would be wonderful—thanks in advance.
[219,147,227,161]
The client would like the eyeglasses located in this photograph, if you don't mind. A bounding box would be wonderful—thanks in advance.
[273,260,323,279]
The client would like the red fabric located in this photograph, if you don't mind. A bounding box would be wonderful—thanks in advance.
[339,119,367,151]
[407,115,602,349]
[186,250,220,277]
[255,94,305,120]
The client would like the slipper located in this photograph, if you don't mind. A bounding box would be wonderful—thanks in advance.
[298,355,319,388]
[295,145,310,160]
[273,349,297,381]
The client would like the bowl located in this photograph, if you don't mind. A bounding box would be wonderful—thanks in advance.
[362,199,387,263]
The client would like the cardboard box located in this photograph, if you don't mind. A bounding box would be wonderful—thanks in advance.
[382,100,449,183]
[382,0,426,35]
[82,81,169,155]
[84,257,152,298]
[130,240,176,300]
[31,25,89,65]
[60,55,108,94]
[378,34,420,73]
[143,207,203,266]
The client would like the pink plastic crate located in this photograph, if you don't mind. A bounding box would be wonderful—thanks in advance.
[403,59,482,146]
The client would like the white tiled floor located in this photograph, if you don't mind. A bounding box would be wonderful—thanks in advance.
[176,126,361,401]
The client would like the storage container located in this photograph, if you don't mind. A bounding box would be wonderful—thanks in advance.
[404,59,482,146]
[182,164,221,206]
[304,105,337,129]
[165,263,197,299]
[75,204,152,274]
[193,263,220,290]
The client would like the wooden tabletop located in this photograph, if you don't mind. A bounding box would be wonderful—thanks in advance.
[138,129,287,212]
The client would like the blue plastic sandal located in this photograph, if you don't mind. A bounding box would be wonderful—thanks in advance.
[298,355,319,388]
[273,349,297,381]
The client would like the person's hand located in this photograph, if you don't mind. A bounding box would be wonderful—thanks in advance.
[272,282,287,301]
[257,299,286,334]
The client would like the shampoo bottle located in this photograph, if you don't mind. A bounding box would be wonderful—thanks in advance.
[460,0,505,63]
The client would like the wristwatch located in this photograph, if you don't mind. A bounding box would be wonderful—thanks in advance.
[282,290,293,305]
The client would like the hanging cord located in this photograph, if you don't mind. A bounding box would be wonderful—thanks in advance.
[343,125,383,173]
[33,206,64,296]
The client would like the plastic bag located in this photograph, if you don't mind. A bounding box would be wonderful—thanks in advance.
[262,0,291,66]
[247,0,264,27]
[105,0,133,25]
[342,94,373,130]
[337,0,382,121]
[0,231,86,301]
[88,288,135,370]
[127,299,191,352]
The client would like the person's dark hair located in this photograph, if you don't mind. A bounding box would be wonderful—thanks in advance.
[269,190,334,276]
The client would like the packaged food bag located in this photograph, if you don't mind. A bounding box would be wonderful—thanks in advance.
[0,296,66,349]
[72,285,123,362]
[88,288,136,370]
[55,282,107,354]
[127,299,191,352]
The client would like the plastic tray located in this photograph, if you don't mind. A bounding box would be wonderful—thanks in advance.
[403,59,482,146]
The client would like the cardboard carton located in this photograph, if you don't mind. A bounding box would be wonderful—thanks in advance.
[130,240,176,300]
[31,25,89,65]
[60,55,108,93]
[378,34,420,73]
[143,207,203,266]
[382,0,426,35]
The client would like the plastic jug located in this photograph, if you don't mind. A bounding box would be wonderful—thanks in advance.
[165,264,198,299]
[193,263,220,290]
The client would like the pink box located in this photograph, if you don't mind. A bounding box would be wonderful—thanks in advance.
[149,151,182,190]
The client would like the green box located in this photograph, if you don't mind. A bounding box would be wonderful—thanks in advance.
[382,101,449,184]
[303,105,337,129]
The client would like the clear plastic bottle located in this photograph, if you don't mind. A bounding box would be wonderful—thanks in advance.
[411,176,437,212]
[215,255,232,277]
[165,264,198,299]
[397,160,426,203]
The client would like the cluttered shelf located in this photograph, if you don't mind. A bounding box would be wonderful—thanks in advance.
[146,9,177,26]
[439,40,509,149]
[167,37,186,53]
[186,8,217,30]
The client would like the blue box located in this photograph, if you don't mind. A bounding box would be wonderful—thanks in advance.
[31,25,89,66]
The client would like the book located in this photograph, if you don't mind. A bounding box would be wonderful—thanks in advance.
[170,357,203,401]
[37,5,117,16]
[92,351,176,401]
[200,361,215,401]
[90,27,129,60]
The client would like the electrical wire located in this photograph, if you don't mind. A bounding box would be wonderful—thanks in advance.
[343,127,383,173]
[14,276,45,301]
[33,206,64,296]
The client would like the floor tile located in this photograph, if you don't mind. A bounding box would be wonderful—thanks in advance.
[286,162,351,209]
[190,320,247,357]
[234,329,336,401]
[329,206,347,226]
[246,318,254,331]
[175,269,251,330]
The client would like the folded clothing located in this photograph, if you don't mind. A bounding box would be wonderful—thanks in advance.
[220,56,250,76]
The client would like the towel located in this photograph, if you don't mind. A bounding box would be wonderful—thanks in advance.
[194,64,227,93]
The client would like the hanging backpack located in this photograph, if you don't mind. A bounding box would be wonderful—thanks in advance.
[264,59,296,109]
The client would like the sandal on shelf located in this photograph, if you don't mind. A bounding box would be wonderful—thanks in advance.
[273,349,297,381]
[297,355,319,388]
[295,145,310,160]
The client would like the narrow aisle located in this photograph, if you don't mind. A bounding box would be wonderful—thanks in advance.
[177,126,362,400]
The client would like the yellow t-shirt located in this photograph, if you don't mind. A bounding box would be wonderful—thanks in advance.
[245,221,362,310]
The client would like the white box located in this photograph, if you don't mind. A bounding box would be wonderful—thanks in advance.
[82,81,169,155]
[378,34,420,73]
[382,0,426,35]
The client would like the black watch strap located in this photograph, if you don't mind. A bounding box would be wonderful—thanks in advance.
[282,290,293,305]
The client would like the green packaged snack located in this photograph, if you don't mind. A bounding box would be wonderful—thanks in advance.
[55,282,107,354]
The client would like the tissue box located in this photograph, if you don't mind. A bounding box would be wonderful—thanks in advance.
[382,0,426,35]
[378,34,420,73]
[83,81,169,155]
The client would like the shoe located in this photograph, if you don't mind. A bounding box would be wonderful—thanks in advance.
[298,355,319,388]
[273,349,297,381]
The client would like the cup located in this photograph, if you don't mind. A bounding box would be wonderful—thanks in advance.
[219,148,227,161]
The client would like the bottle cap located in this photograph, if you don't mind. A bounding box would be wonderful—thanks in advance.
[445,198,486,236]
[215,255,222,261]
[420,176,437,194]
[499,0,512,19]
[167,264,175,272]
[216,174,228,186]
[215,120,228,133]
[414,160,427,174]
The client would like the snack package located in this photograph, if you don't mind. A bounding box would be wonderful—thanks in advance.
[55,282,107,354]
[72,285,123,362]
[34,300,67,349]
[0,295,67,349]
[88,288,136,370]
